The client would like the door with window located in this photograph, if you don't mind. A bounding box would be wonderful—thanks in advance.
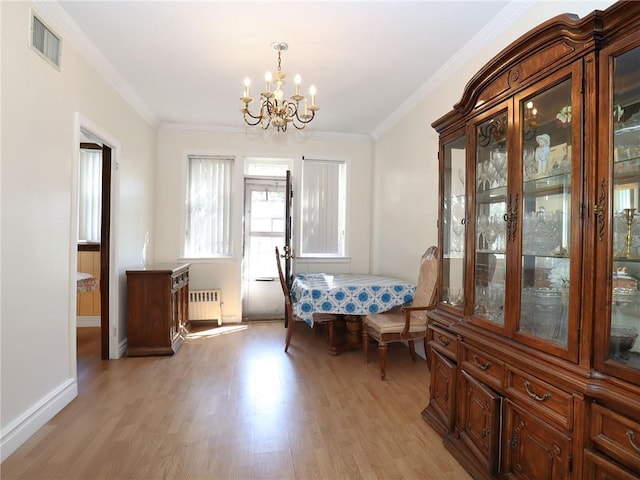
[242,178,287,319]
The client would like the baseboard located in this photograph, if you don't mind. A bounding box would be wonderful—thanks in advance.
[0,378,77,462]
[76,315,100,327]
[221,315,242,324]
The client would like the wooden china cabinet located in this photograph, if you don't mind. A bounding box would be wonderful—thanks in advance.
[423,3,640,479]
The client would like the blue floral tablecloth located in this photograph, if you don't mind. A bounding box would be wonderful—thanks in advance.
[291,273,416,326]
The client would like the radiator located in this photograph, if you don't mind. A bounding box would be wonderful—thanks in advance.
[189,289,222,325]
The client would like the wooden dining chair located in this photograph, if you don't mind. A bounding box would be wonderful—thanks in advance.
[275,246,297,352]
[362,246,439,380]
[276,246,336,353]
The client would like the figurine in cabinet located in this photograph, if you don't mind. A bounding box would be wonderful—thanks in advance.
[535,133,551,174]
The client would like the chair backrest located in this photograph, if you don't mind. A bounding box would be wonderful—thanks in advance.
[410,246,439,324]
[275,246,289,295]
[275,246,294,316]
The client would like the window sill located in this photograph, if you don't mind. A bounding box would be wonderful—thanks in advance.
[295,256,351,264]
[178,256,236,264]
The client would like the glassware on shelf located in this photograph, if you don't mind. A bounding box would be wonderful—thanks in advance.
[474,283,504,323]
[610,325,639,360]
[491,148,508,187]
[521,208,564,255]
[520,286,568,345]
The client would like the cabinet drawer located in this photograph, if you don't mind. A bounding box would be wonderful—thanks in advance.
[460,343,504,390]
[506,367,573,430]
[591,403,640,473]
[584,449,640,480]
[428,324,457,360]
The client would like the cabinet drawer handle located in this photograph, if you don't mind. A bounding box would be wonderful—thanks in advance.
[482,427,490,438]
[473,355,491,370]
[524,381,551,402]
[627,430,640,453]
[437,335,450,346]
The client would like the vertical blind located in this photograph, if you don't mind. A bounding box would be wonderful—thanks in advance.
[78,148,102,242]
[185,155,233,257]
[301,158,345,255]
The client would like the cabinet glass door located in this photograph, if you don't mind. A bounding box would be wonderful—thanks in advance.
[518,78,573,347]
[609,44,640,370]
[442,135,466,308]
[473,111,508,326]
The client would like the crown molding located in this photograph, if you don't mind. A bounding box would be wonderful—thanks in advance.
[159,123,372,143]
[370,0,536,140]
[32,1,160,128]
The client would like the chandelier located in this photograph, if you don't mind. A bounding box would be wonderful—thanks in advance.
[240,42,319,132]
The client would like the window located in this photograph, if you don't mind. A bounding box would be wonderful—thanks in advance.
[31,13,61,69]
[300,158,346,256]
[78,147,102,243]
[185,155,233,257]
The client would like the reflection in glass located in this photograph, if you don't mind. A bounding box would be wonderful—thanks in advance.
[442,136,466,308]
[474,112,508,324]
[519,78,572,346]
[610,45,640,367]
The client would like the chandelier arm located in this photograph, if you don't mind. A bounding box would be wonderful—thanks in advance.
[243,107,265,125]
[294,107,316,124]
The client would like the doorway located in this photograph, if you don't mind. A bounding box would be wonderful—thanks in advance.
[76,129,112,360]
[242,177,286,320]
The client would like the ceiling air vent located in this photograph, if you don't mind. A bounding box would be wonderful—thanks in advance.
[31,13,61,69]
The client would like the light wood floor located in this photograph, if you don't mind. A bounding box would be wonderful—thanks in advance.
[1,321,471,480]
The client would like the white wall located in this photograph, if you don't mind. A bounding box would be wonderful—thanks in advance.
[0,1,156,460]
[156,128,372,322]
[372,0,617,283]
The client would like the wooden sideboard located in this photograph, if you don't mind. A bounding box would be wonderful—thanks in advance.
[126,263,190,356]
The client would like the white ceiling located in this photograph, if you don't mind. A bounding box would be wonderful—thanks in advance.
[48,1,530,137]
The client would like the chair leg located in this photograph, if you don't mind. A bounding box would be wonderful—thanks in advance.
[408,340,417,362]
[284,318,294,352]
[378,343,388,380]
[362,328,369,364]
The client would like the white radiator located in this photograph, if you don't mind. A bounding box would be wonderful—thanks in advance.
[189,289,222,325]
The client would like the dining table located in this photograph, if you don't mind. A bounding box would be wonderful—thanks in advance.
[290,273,416,354]
[77,272,99,292]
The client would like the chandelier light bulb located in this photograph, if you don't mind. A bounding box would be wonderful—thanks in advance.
[309,85,317,106]
[294,74,302,96]
[243,77,251,98]
[265,71,272,92]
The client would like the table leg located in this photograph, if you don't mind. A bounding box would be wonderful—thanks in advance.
[329,315,363,355]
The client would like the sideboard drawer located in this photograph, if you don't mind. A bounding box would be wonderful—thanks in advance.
[428,324,457,360]
[591,403,640,473]
[460,342,504,390]
[506,367,574,430]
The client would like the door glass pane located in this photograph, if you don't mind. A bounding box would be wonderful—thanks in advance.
[611,45,640,367]
[474,112,508,325]
[248,187,285,278]
[442,136,466,307]
[519,79,572,346]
